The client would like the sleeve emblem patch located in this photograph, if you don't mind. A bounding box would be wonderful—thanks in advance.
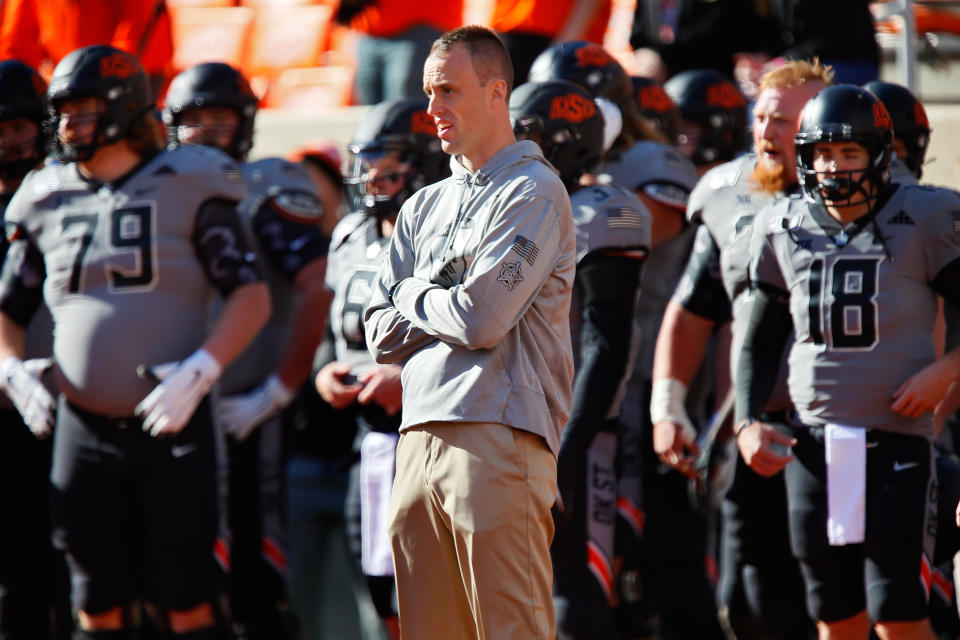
[497,261,524,291]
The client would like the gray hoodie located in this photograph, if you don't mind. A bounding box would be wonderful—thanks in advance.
[363,140,576,457]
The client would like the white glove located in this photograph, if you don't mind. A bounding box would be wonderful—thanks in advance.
[135,349,222,437]
[0,356,55,438]
[218,374,294,442]
[650,378,698,443]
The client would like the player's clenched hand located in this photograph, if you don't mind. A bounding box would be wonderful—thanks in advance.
[653,420,699,478]
[892,353,960,419]
[315,362,364,409]
[356,365,402,416]
[736,421,795,477]
[219,374,294,442]
[136,349,222,437]
[0,356,55,438]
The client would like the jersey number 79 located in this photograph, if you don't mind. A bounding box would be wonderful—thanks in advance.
[62,204,156,294]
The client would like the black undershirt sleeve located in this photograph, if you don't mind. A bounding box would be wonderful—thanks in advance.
[561,252,644,453]
[933,257,960,352]
[313,318,337,373]
[192,198,263,297]
[674,225,731,324]
[0,228,45,328]
[734,284,793,424]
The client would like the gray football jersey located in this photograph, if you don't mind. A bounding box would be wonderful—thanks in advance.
[4,145,247,415]
[218,157,324,394]
[890,156,918,186]
[751,184,960,436]
[325,212,392,376]
[569,183,651,372]
[681,154,792,410]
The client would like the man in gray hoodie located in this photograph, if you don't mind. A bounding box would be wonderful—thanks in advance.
[363,25,576,640]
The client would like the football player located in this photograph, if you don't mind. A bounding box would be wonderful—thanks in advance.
[0,45,270,639]
[511,78,652,640]
[737,84,960,640]
[527,40,718,639]
[162,61,331,639]
[653,59,833,639]
[0,57,72,640]
[313,96,447,640]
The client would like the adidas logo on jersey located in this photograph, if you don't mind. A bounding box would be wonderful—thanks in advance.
[887,210,915,225]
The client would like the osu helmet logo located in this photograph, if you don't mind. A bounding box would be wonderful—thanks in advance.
[637,85,673,113]
[100,53,137,79]
[411,110,437,136]
[873,102,892,130]
[575,45,612,69]
[549,93,596,123]
[706,83,745,109]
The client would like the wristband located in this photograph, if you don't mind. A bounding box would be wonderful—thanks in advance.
[734,416,759,438]
[650,378,697,442]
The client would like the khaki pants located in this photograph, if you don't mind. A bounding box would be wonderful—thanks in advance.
[388,421,557,640]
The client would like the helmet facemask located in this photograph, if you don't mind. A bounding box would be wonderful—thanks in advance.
[797,135,890,209]
[345,146,418,226]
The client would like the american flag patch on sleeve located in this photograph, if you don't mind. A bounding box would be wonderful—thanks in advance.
[510,235,540,266]
[607,208,646,229]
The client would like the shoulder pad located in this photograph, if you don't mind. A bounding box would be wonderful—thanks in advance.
[686,155,753,224]
[330,211,367,249]
[601,140,699,193]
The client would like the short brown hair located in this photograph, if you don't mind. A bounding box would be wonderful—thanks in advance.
[758,58,834,93]
[430,25,514,95]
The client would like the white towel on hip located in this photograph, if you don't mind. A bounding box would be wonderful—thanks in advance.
[825,423,866,546]
[360,430,400,576]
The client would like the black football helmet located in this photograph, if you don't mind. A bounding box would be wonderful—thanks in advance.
[631,76,679,141]
[162,62,258,161]
[510,80,604,191]
[795,84,893,207]
[345,97,449,222]
[863,80,930,180]
[528,41,649,154]
[0,59,47,180]
[663,69,747,167]
[46,45,153,162]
